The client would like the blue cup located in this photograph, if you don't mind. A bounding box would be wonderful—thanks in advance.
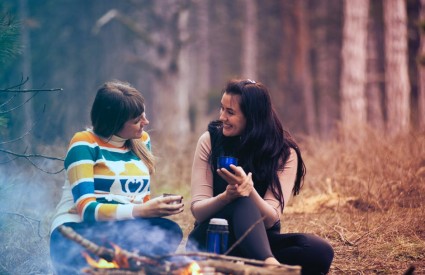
[217,156,238,172]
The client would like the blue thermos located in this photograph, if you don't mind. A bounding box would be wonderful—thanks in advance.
[206,218,229,254]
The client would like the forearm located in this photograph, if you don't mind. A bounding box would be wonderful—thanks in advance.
[191,192,231,222]
[249,189,280,228]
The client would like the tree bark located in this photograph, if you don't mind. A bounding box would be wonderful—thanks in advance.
[19,0,33,147]
[340,0,369,127]
[294,0,316,136]
[366,0,385,131]
[418,0,425,130]
[383,0,411,136]
[311,0,342,139]
[241,0,258,80]
[193,0,211,133]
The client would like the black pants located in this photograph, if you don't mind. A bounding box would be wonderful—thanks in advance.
[187,197,334,275]
[50,217,183,275]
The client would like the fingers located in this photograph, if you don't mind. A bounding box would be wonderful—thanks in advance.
[162,195,183,205]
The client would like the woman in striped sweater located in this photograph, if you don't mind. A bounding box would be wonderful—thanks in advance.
[49,81,183,274]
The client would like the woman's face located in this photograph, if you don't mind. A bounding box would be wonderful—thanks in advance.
[219,93,246,137]
[116,111,149,139]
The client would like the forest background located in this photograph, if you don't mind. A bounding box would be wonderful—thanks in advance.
[1,0,424,274]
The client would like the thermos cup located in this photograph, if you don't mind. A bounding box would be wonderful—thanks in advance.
[206,218,229,254]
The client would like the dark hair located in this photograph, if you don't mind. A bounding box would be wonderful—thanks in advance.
[91,81,145,137]
[91,80,155,173]
[210,79,305,210]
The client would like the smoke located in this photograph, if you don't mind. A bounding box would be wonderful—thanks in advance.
[0,159,64,274]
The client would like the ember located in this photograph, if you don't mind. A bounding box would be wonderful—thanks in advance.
[83,252,119,269]
[181,262,201,275]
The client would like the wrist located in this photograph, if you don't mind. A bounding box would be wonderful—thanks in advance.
[218,191,232,204]
[132,204,147,217]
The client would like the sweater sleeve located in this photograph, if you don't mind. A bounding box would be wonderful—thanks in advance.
[190,132,229,222]
[261,148,297,226]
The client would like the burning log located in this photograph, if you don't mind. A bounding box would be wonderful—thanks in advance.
[57,225,161,270]
[58,225,301,275]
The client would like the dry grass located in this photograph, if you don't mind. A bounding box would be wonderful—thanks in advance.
[154,127,425,274]
[0,127,424,274]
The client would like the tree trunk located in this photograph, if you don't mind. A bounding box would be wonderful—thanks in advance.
[383,0,411,136]
[150,0,190,146]
[19,0,33,147]
[241,0,258,80]
[311,0,342,139]
[294,0,316,135]
[366,0,385,131]
[193,0,211,133]
[418,0,425,130]
[340,0,369,127]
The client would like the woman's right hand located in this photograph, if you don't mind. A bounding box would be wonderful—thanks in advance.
[132,195,184,218]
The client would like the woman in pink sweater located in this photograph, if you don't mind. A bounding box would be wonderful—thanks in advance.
[187,79,333,274]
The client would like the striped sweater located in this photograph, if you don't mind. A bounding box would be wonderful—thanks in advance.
[50,130,151,231]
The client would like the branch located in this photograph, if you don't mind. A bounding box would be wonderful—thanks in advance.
[224,215,266,255]
[0,148,64,174]
[0,91,38,114]
[0,88,63,93]
[93,9,153,45]
[0,211,48,238]
[58,225,161,269]
[0,121,34,145]
[0,148,64,161]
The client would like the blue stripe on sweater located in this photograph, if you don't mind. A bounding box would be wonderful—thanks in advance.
[72,181,95,201]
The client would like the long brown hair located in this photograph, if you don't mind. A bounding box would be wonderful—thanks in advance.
[90,80,155,174]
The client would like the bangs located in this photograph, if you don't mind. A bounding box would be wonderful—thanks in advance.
[122,94,145,120]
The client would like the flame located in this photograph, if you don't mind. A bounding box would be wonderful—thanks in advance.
[82,243,129,269]
[82,252,118,269]
[181,262,202,275]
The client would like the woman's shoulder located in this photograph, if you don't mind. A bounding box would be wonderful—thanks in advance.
[70,130,97,144]
[198,131,211,144]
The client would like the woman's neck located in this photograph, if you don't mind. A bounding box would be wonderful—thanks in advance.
[108,134,127,147]
[89,129,127,147]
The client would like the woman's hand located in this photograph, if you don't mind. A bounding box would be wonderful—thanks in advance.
[132,195,184,218]
[217,164,254,201]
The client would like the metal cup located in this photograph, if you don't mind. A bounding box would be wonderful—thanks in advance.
[217,156,238,172]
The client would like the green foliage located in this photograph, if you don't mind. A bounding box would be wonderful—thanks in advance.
[0,13,21,65]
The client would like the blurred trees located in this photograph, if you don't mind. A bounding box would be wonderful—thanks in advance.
[384,0,411,136]
[340,0,369,128]
[0,0,424,152]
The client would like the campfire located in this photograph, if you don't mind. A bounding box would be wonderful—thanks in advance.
[58,225,301,274]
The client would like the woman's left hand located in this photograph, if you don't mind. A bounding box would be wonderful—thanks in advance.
[217,165,254,197]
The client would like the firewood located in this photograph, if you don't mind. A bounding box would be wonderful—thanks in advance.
[57,225,161,268]
[58,225,301,275]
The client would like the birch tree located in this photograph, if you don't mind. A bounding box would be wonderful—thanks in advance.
[383,0,411,135]
[340,0,369,128]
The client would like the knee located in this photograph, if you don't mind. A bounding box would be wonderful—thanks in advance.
[230,197,258,214]
[304,234,334,274]
[159,218,183,240]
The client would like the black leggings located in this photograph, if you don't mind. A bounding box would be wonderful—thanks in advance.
[50,218,182,275]
[187,197,334,275]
